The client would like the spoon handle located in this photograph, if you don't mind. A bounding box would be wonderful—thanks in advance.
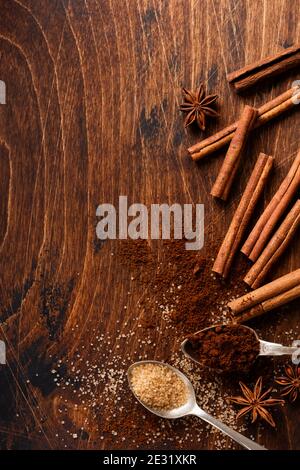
[259,340,298,356]
[190,405,266,451]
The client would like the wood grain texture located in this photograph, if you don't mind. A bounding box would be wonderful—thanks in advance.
[0,0,299,450]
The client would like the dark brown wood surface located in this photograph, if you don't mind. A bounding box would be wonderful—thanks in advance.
[0,0,299,451]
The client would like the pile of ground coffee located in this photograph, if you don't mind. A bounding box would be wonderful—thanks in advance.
[187,324,260,373]
[116,238,251,336]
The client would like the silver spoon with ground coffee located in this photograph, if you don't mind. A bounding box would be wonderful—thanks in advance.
[181,323,298,373]
[128,360,266,451]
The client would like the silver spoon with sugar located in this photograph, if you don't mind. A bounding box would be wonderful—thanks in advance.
[128,360,266,451]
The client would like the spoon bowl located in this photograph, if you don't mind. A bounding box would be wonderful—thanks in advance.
[181,323,298,369]
[128,360,266,450]
[127,360,195,419]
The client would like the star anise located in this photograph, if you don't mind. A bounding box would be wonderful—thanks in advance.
[275,364,300,402]
[229,377,284,427]
[179,83,218,130]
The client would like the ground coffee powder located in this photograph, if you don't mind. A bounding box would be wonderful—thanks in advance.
[187,324,260,373]
[116,238,251,336]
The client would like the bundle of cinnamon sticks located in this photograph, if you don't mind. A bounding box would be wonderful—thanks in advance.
[227,44,300,92]
[228,269,300,323]
[213,149,300,282]
[188,46,300,319]
[188,85,300,161]
[244,199,300,289]
[242,150,300,261]
[211,106,258,201]
[212,153,274,277]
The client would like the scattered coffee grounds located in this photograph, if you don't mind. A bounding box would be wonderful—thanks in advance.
[129,363,188,410]
[117,239,154,270]
[116,238,251,336]
[187,324,260,373]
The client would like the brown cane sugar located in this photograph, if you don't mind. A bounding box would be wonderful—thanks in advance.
[187,324,260,373]
[129,363,188,410]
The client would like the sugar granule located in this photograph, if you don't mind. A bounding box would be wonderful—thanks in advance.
[130,363,188,410]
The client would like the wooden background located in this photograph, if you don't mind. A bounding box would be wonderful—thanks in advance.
[0,0,299,450]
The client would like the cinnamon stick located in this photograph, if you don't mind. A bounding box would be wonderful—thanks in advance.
[227,45,300,92]
[188,85,300,160]
[212,153,274,277]
[244,200,300,288]
[228,268,300,314]
[242,150,300,261]
[235,284,300,323]
[211,106,258,200]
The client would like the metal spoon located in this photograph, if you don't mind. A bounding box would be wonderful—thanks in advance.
[128,360,266,451]
[181,324,298,367]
